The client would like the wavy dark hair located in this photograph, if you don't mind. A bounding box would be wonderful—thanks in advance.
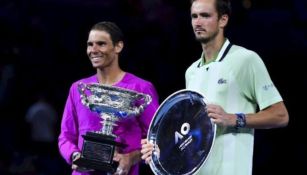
[90,21,124,45]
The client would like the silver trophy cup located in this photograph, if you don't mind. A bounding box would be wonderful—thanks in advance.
[74,82,152,173]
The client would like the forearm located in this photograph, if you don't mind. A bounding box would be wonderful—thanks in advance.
[58,138,80,164]
[245,101,289,129]
[208,102,289,129]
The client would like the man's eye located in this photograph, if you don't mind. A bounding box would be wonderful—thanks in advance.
[191,14,198,18]
[97,42,105,46]
[200,13,210,18]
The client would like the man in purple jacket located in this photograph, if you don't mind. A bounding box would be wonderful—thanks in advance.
[58,21,159,175]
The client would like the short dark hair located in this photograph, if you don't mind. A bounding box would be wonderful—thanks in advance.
[90,21,124,45]
[190,0,232,18]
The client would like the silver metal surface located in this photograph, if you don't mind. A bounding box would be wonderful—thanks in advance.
[148,89,216,175]
[78,82,152,137]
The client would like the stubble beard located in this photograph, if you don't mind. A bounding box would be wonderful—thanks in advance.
[195,30,219,44]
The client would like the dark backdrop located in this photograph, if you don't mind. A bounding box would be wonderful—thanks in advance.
[0,0,306,174]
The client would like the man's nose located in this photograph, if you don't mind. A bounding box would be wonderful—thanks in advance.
[193,17,202,25]
[90,44,99,52]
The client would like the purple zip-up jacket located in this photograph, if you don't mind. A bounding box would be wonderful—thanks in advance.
[58,73,159,175]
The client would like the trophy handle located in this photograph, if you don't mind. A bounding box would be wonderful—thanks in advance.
[133,94,152,116]
[78,82,90,107]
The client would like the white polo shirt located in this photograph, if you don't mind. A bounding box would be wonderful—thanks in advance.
[185,39,283,175]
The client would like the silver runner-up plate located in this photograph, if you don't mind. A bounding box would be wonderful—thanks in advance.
[148,89,216,175]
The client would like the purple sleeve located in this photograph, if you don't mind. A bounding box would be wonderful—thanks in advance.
[58,85,80,164]
[137,82,159,139]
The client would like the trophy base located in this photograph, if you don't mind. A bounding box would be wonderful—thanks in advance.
[74,131,126,173]
[74,157,119,173]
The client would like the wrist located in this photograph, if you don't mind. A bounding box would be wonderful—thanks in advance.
[235,113,246,129]
[72,152,80,161]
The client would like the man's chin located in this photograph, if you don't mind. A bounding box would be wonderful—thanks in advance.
[91,62,102,67]
[91,64,101,69]
[195,37,210,43]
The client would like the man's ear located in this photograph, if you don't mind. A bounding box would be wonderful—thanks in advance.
[115,41,124,54]
[219,14,229,28]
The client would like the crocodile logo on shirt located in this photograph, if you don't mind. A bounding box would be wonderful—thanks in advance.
[217,78,227,84]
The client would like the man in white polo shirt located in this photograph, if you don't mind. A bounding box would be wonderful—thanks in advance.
[141,0,289,174]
